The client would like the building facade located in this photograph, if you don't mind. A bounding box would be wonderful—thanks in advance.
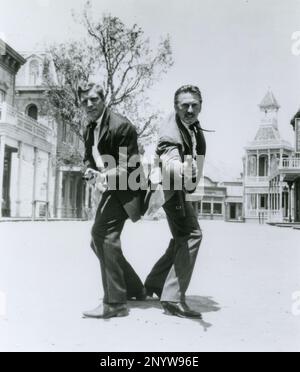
[268,112,300,223]
[222,180,244,222]
[0,42,57,219]
[0,40,89,220]
[189,176,244,222]
[243,91,293,223]
[15,51,88,219]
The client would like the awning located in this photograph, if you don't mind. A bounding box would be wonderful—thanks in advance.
[283,174,300,183]
[226,197,243,204]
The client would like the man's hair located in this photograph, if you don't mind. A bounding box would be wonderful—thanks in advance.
[174,85,202,105]
[78,82,105,102]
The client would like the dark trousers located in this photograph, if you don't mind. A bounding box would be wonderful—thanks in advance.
[91,191,144,304]
[145,193,202,302]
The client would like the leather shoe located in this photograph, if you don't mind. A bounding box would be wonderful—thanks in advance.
[161,302,202,319]
[82,303,129,319]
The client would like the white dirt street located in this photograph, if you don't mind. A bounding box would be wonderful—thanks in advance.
[0,220,299,352]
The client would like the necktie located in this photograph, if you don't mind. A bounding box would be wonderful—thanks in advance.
[84,121,98,168]
[85,121,98,149]
[190,122,207,157]
[190,122,200,158]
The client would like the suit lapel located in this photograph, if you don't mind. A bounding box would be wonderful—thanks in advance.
[97,107,110,149]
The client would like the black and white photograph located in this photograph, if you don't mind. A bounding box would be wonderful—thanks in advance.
[0,0,300,354]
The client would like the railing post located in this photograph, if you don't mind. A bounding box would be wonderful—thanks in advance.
[288,182,293,223]
[32,201,36,221]
[0,136,6,218]
[46,202,49,222]
[32,148,38,220]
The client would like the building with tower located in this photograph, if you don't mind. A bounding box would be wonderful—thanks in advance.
[243,91,293,223]
[268,109,300,224]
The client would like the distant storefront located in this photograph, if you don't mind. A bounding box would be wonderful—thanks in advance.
[188,177,244,222]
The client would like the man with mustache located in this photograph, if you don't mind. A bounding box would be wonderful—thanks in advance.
[145,85,206,319]
[79,82,146,319]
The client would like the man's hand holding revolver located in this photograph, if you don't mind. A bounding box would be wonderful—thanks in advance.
[182,156,198,180]
[83,168,108,191]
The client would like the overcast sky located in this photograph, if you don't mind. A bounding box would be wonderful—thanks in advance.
[1,0,300,179]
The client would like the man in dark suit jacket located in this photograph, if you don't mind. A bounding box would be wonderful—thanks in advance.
[145,85,206,319]
[79,82,146,319]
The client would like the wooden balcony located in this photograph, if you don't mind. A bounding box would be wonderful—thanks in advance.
[244,176,270,187]
[278,157,300,182]
[279,158,300,171]
[0,102,51,143]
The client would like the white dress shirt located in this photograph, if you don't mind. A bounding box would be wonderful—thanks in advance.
[92,110,106,169]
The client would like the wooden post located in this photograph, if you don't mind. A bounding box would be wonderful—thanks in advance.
[32,148,38,221]
[46,153,51,220]
[257,151,259,179]
[0,136,6,218]
[16,141,23,217]
[288,181,293,223]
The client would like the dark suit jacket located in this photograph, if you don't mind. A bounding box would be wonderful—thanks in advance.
[156,113,206,216]
[83,108,145,222]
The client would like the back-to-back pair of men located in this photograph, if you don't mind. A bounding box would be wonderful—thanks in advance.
[80,84,206,320]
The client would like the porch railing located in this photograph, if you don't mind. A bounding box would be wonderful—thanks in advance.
[0,102,51,141]
[280,158,300,170]
[245,176,270,183]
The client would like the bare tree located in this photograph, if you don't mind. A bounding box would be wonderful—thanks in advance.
[43,41,98,140]
[43,1,173,162]
[81,1,173,109]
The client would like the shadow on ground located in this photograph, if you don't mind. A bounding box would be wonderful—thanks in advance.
[128,295,221,331]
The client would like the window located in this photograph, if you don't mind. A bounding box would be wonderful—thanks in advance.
[270,155,279,174]
[259,155,268,177]
[70,131,75,146]
[213,203,222,215]
[202,203,211,214]
[88,188,92,209]
[62,123,67,143]
[259,194,268,209]
[70,180,75,202]
[62,178,66,201]
[29,60,40,85]
[27,104,38,120]
[248,155,257,176]
[247,194,257,210]
[76,135,80,148]
[296,120,300,152]
[0,89,6,104]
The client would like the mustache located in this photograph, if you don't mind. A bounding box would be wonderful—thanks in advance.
[87,109,99,114]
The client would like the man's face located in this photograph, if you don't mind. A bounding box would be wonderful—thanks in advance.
[175,92,202,126]
[81,88,105,122]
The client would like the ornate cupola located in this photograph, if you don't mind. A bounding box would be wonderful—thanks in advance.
[259,90,280,128]
[250,91,291,147]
